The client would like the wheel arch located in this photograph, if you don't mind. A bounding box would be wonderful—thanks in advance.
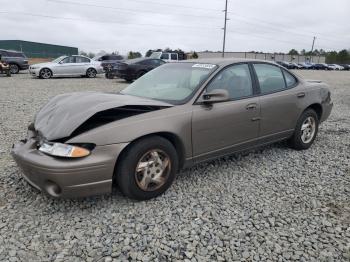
[9,62,20,73]
[87,67,97,73]
[39,67,53,77]
[305,103,322,120]
[113,132,186,181]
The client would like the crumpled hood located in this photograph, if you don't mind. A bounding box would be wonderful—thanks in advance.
[34,92,172,140]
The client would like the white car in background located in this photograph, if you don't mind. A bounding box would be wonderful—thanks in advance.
[327,64,344,70]
[150,51,180,62]
[29,55,104,79]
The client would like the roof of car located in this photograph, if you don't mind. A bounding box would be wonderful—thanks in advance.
[184,58,277,66]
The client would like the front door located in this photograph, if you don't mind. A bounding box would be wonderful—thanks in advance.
[53,56,76,75]
[192,63,260,161]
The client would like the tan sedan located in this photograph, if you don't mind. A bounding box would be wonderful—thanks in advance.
[12,58,333,200]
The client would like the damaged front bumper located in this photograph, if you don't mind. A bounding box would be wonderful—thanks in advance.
[11,129,128,198]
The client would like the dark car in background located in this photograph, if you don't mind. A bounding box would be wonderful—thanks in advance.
[276,61,300,69]
[339,64,350,70]
[313,63,330,70]
[290,62,302,69]
[0,49,29,74]
[108,58,165,81]
[276,61,289,68]
[94,54,124,72]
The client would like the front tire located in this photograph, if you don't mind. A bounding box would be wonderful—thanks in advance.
[10,64,19,74]
[86,68,97,78]
[288,109,319,150]
[116,136,179,200]
[39,68,52,79]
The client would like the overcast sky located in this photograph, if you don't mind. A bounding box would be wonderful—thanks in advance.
[1,0,349,56]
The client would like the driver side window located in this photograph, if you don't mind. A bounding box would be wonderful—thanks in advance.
[61,56,75,63]
[206,64,253,99]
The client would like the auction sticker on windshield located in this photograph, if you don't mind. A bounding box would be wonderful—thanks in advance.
[192,64,216,69]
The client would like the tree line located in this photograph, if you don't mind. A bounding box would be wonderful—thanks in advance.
[288,49,350,64]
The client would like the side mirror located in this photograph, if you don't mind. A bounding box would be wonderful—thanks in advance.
[198,89,230,104]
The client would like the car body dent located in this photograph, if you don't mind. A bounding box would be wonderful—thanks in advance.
[34,92,173,141]
[67,105,193,160]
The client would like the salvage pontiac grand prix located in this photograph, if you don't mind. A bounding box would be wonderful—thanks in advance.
[12,58,333,200]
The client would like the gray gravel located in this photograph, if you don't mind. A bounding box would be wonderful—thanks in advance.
[0,71,349,261]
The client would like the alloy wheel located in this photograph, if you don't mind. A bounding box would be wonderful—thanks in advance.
[301,116,316,143]
[10,64,19,74]
[87,68,96,78]
[40,68,52,79]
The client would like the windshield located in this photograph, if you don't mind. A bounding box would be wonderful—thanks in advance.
[121,63,217,104]
[52,56,67,63]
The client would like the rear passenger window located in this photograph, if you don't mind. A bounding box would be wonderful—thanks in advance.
[171,54,177,60]
[76,56,90,63]
[283,70,297,88]
[253,64,286,94]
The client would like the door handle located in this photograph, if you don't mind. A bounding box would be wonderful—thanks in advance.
[246,103,257,110]
[297,92,305,98]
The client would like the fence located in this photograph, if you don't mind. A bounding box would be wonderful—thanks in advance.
[197,52,326,63]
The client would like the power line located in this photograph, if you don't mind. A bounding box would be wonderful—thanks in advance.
[47,0,350,47]
[1,11,345,51]
[46,0,223,20]
[227,11,350,42]
[121,0,222,12]
[0,11,220,30]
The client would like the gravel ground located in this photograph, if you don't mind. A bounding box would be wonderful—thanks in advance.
[0,71,349,261]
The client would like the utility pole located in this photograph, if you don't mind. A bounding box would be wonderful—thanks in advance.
[222,0,228,58]
[310,36,316,63]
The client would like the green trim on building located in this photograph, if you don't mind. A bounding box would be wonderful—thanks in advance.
[0,40,78,58]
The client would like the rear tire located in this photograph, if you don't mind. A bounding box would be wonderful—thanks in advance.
[9,64,19,74]
[86,68,97,78]
[116,136,178,200]
[288,109,319,150]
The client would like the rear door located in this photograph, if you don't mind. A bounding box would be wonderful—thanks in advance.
[75,56,91,74]
[192,63,260,161]
[252,63,305,140]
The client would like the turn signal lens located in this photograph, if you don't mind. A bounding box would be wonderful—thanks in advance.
[39,143,90,158]
[70,146,90,158]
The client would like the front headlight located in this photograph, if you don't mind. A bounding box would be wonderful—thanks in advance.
[39,143,91,158]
